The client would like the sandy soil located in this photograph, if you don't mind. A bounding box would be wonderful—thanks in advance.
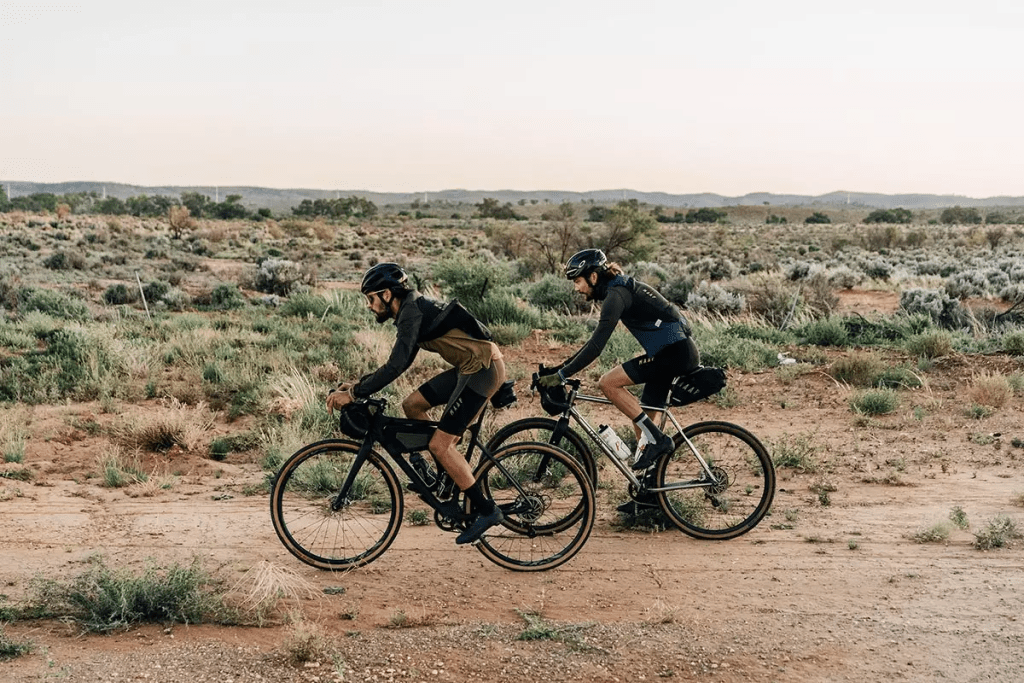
[2,290,1024,682]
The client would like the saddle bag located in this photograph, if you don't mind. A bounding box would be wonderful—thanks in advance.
[669,366,727,406]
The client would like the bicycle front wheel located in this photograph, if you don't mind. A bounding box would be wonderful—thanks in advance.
[485,417,598,484]
[655,421,775,540]
[270,439,403,570]
[473,442,595,571]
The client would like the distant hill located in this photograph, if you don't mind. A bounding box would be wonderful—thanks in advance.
[4,181,1024,213]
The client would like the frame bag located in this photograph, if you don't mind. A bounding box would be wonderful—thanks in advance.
[669,366,727,406]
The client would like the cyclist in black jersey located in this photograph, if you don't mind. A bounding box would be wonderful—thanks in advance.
[539,249,700,509]
[326,263,506,545]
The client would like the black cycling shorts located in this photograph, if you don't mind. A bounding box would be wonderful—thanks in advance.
[622,338,700,407]
[417,359,505,435]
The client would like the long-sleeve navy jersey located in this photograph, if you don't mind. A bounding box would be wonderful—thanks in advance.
[560,275,690,378]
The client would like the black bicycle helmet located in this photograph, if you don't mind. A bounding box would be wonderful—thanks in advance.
[564,249,608,280]
[360,263,409,294]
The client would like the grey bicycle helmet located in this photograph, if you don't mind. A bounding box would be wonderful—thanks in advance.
[564,249,608,280]
[360,263,409,294]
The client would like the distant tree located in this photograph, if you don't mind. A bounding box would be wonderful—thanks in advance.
[292,196,378,219]
[586,206,609,222]
[95,196,128,215]
[598,199,658,261]
[805,211,832,224]
[766,214,788,224]
[864,208,913,224]
[939,206,982,225]
[168,205,196,238]
[474,197,521,220]
[181,191,213,218]
[210,194,249,220]
[686,208,727,224]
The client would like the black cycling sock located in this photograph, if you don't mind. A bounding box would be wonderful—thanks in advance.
[633,412,664,443]
[461,482,496,515]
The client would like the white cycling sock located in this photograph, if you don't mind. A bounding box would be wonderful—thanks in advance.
[632,413,662,444]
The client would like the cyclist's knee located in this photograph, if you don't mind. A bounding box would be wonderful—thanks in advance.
[402,391,430,419]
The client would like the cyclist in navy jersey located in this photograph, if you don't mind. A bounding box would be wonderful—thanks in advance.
[538,249,700,510]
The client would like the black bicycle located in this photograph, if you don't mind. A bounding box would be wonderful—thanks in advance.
[486,371,775,541]
[270,392,595,572]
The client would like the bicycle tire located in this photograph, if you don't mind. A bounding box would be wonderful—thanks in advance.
[654,421,775,540]
[270,439,403,570]
[485,417,599,484]
[472,441,595,571]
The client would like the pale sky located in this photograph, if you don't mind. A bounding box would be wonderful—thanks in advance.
[2,0,1022,197]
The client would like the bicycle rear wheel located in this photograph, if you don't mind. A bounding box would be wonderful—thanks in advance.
[270,439,403,570]
[485,417,598,484]
[655,421,775,540]
[473,441,595,571]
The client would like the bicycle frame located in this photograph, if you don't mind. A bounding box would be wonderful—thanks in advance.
[331,399,551,521]
[550,379,723,494]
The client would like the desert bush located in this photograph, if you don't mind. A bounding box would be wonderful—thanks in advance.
[770,433,821,473]
[911,522,951,543]
[828,351,885,387]
[828,266,863,289]
[251,258,315,296]
[43,250,86,270]
[526,274,576,312]
[940,206,982,225]
[850,388,900,415]
[969,372,1012,408]
[905,330,955,358]
[1002,331,1024,355]
[797,317,849,347]
[27,556,226,632]
[696,325,779,372]
[209,283,247,310]
[686,281,745,314]
[0,626,32,660]
[944,270,990,299]
[899,288,969,329]
[20,287,91,321]
[804,212,831,224]
[873,366,922,389]
[103,283,136,306]
[973,515,1021,549]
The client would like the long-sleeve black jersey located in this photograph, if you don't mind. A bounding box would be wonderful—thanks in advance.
[352,291,493,398]
[560,275,690,378]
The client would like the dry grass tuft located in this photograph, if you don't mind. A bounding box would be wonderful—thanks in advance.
[227,561,319,626]
[969,372,1013,409]
[111,399,214,452]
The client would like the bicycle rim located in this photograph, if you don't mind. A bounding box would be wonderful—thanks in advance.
[473,442,595,571]
[270,439,403,570]
[655,421,775,540]
[485,417,598,484]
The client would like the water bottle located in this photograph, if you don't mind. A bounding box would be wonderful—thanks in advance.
[598,425,631,463]
[634,432,649,460]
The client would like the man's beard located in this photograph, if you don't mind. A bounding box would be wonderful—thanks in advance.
[375,309,392,324]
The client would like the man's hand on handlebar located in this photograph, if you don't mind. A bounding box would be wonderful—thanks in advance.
[537,370,563,388]
[326,382,355,415]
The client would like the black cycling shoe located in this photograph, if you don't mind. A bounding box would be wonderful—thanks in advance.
[631,433,674,471]
[616,492,659,514]
[455,506,505,545]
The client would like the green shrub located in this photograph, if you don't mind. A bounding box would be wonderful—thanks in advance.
[905,330,954,359]
[210,283,246,309]
[797,317,849,347]
[1001,331,1024,356]
[28,557,226,632]
[770,433,821,473]
[828,352,885,386]
[850,388,900,415]
[973,515,1021,549]
[526,274,575,312]
[21,288,90,321]
[103,283,136,305]
[0,626,32,660]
